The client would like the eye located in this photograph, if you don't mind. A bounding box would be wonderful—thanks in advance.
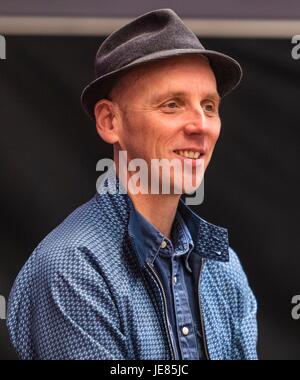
[202,100,217,115]
[163,101,179,109]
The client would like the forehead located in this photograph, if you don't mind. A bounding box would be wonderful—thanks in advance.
[110,55,218,105]
[131,55,217,96]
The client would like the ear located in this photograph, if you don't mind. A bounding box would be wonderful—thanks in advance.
[94,99,119,144]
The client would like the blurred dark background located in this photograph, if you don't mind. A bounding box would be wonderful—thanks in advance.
[0,1,300,360]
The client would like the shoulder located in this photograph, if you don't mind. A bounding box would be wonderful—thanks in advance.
[38,195,103,253]
[204,246,256,305]
[8,194,120,304]
[8,190,136,304]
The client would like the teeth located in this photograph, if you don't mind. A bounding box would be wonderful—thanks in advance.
[175,150,201,159]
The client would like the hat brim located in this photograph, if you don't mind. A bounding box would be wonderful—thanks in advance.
[81,48,242,120]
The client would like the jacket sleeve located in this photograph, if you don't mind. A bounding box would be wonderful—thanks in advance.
[229,247,258,360]
[7,245,128,360]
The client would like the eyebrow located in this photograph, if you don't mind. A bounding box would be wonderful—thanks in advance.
[152,90,221,105]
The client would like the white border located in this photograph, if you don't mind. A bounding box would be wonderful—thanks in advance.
[0,16,299,37]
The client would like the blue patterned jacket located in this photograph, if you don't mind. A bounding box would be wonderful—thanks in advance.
[7,166,258,360]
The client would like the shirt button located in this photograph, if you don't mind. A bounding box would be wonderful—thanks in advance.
[160,240,167,249]
[182,327,189,336]
[173,276,177,284]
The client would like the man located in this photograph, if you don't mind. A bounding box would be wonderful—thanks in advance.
[7,8,258,360]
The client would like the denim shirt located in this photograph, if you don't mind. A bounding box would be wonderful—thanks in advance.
[128,203,205,359]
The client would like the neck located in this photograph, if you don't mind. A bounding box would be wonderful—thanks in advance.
[115,161,180,239]
[128,192,180,240]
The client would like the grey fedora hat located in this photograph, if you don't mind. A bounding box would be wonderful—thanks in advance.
[81,8,242,120]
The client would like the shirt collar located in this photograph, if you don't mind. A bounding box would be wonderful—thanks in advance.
[128,195,229,270]
[168,210,194,256]
[127,198,194,268]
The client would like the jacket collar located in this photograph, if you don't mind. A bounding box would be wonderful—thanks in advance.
[177,197,229,262]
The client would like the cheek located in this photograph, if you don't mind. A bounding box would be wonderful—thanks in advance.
[209,121,221,147]
[119,119,154,157]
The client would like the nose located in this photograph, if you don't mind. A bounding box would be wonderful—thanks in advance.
[183,105,207,135]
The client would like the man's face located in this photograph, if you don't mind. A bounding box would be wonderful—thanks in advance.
[111,55,221,195]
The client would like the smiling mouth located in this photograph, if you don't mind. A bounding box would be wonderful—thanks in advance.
[173,150,205,159]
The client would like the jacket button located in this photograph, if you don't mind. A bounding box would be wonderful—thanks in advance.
[160,240,167,249]
[173,276,177,284]
[182,327,189,336]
